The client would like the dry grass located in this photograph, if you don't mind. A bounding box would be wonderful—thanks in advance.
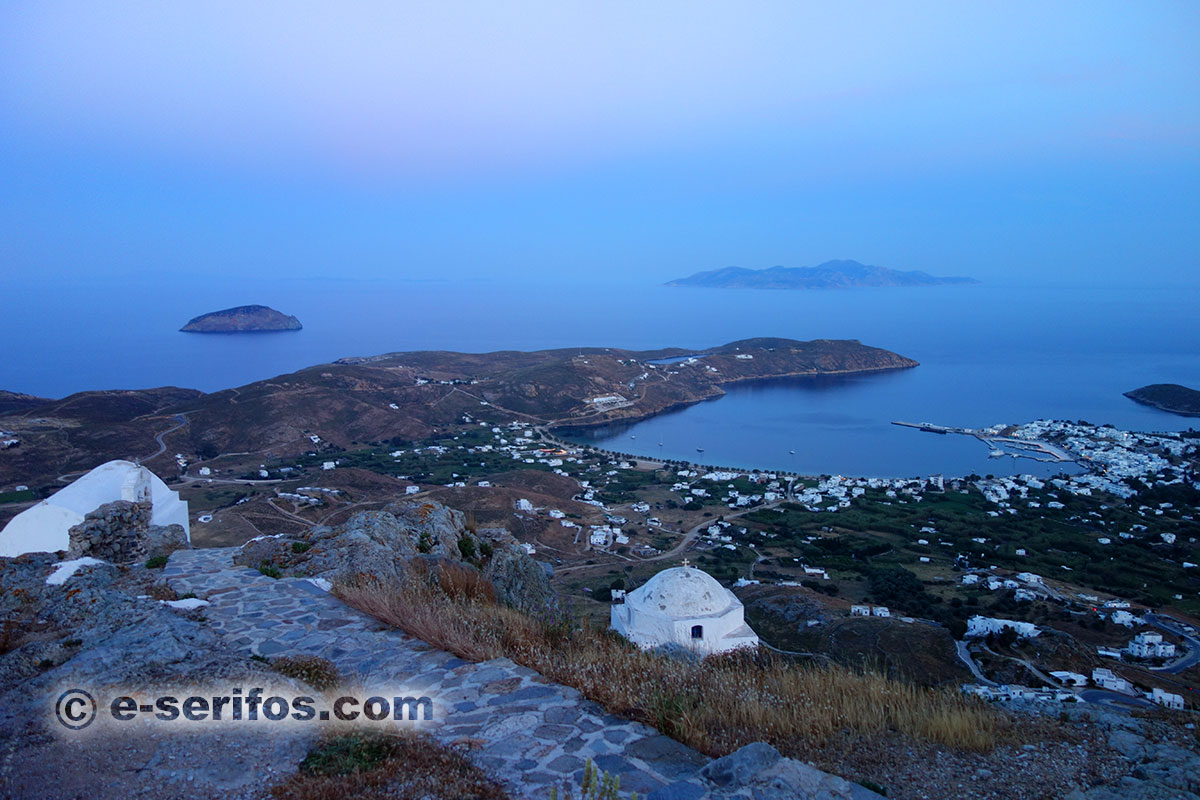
[269,730,510,800]
[272,654,342,691]
[145,582,179,601]
[336,568,1009,763]
[409,558,498,605]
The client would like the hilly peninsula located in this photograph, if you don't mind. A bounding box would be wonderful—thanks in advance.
[180,304,302,333]
[1124,383,1200,417]
[665,259,978,290]
[0,337,916,492]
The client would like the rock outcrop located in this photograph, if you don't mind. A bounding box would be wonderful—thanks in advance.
[1060,706,1200,800]
[0,553,315,799]
[232,499,556,614]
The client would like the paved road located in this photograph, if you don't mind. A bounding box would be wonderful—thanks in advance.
[141,413,189,461]
[955,641,997,686]
[1078,689,1157,709]
[56,412,193,484]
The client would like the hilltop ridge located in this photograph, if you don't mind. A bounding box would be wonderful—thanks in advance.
[1125,384,1200,417]
[666,260,978,290]
[0,338,915,491]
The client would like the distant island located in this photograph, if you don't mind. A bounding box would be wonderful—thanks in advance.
[665,259,978,290]
[1124,384,1200,417]
[180,305,302,333]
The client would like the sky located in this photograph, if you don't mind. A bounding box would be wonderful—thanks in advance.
[1,1,1198,288]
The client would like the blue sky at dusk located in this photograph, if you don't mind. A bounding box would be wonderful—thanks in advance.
[2,2,1197,287]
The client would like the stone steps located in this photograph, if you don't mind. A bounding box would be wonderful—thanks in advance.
[162,548,714,798]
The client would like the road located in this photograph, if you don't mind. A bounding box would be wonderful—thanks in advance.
[955,641,997,686]
[141,413,190,462]
[640,494,794,565]
[553,493,792,576]
[1078,689,1157,709]
[55,411,192,484]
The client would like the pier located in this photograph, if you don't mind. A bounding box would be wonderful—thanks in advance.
[892,421,1076,463]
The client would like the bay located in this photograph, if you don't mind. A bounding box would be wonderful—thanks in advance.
[3,278,1196,477]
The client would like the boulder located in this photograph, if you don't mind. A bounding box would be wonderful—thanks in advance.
[484,543,559,615]
[144,524,190,560]
[699,743,883,800]
[700,742,781,787]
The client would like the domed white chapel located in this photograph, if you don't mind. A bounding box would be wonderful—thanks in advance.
[611,560,759,655]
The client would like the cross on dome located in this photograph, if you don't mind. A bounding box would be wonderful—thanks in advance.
[680,558,691,568]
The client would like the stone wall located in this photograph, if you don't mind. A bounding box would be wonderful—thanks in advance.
[66,500,150,563]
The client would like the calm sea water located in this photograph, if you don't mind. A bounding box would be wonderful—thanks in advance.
[4,278,1197,478]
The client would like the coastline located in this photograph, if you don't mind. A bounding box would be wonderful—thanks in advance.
[547,362,920,433]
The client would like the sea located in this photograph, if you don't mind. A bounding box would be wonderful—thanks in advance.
[4,277,1198,479]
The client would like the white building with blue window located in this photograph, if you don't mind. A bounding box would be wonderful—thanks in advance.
[610,561,758,655]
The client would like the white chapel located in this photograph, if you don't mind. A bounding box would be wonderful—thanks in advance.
[611,561,759,655]
[0,460,190,558]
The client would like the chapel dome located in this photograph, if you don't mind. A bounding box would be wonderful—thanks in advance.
[627,566,736,617]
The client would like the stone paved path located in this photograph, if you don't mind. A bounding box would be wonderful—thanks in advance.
[163,548,712,799]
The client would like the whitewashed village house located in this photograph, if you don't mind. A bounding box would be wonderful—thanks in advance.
[611,561,759,655]
[1151,688,1184,710]
[0,460,190,557]
[1127,631,1176,660]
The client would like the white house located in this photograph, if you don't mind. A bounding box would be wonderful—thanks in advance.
[1127,631,1176,660]
[1092,668,1133,694]
[1110,610,1136,628]
[0,460,189,557]
[966,616,1040,639]
[1151,688,1184,710]
[611,562,758,655]
[850,605,871,617]
[1050,670,1088,687]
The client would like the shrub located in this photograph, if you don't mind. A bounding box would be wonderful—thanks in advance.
[272,655,341,691]
[258,562,282,579]
[550,758,633,800]
[299,732,391,775]
[292,542,312,554]
[858,779,887,796]
[457,535,477,561]
[272,731,509,800]
[145,555,169,569]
